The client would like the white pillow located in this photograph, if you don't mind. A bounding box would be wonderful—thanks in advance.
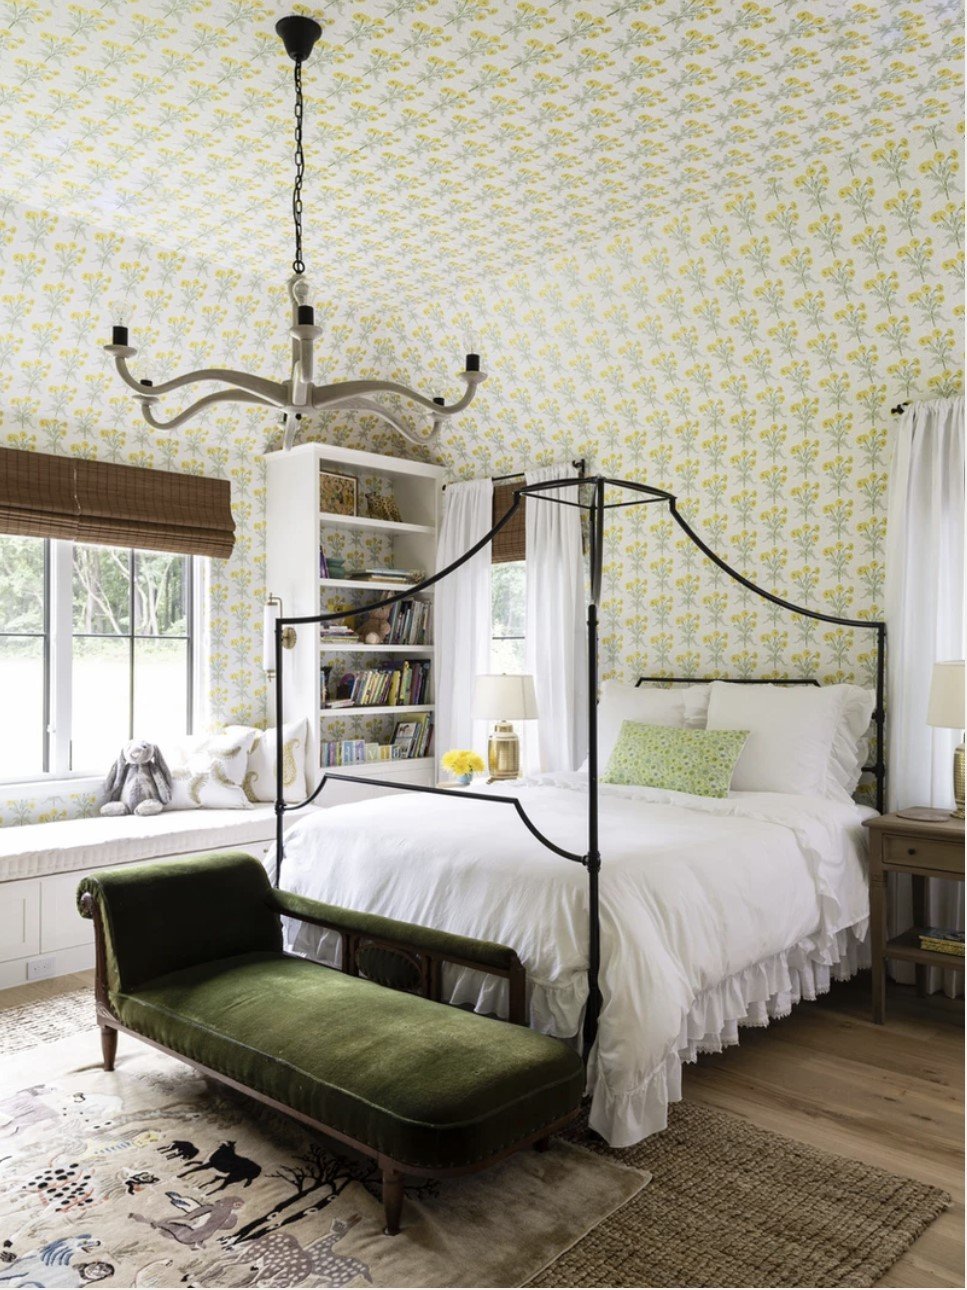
[226,719,309,804]
[582,681,711,770]
[683,685,711,729]
[706,682,874,799]
[168,729,257,810]
[826,685,876,800]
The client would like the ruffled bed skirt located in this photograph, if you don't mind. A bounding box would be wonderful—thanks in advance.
[587,919,871,1147]
[286,916,870,1149]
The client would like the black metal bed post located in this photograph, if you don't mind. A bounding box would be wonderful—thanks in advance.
[275,620,285,888]
[875,622,887,813]
[582,477,605,1063]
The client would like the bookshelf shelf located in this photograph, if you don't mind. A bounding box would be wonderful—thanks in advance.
[320,577,433,594]
[320,703,434,718]
[319,512,434,536]
[319,644,434,654]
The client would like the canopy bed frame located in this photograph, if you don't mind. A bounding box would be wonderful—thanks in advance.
[272,475,886,1063]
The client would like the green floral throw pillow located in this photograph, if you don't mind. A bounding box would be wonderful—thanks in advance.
[602,721,750,797]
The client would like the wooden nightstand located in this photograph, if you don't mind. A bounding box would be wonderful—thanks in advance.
[863,811,965,1023]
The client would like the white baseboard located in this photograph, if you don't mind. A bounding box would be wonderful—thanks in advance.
[0,942,94,992]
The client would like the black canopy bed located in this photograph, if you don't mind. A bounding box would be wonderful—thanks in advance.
[271,476,885,1146]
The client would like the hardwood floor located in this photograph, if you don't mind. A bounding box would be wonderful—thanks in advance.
[684,974,964,1289]
[0,970,94,1010]
[3,970,963,1286]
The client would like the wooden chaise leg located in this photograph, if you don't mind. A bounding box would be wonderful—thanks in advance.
[382,1166,404,1236]
[101,1026,118,1071]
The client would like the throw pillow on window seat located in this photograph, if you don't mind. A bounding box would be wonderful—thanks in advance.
[225,718,309,804]
[167,729,258,810]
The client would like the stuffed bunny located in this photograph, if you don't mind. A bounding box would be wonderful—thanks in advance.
[100,740,173,817]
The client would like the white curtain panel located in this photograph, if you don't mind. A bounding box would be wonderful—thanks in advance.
[885,395,965,997]
[435,477,493,763]
[525,463,588,772]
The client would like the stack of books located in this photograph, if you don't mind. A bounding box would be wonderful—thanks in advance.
[345,566,423,585]
[322,660,431,708]
[319,624,359,645]
[917,927,964,957]
[385,598,432,646]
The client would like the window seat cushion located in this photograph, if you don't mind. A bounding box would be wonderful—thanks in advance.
[0,805,321,883]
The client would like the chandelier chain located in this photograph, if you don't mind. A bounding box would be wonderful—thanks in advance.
[292,58,305,275]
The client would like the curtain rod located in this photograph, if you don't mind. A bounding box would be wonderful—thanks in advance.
[444,458,586,490]
[493,457,586,484]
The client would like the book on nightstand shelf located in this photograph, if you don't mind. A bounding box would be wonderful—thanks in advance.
[917,928,964,956]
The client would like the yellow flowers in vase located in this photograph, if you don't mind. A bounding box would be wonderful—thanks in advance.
[442,749,485,785]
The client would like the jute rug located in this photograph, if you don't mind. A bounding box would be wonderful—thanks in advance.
[0,1032,647,1288]
[534,1105,952,1288]
[1,987,950,1287]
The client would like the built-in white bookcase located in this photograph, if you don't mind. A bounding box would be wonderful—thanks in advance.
[265,443,445,805]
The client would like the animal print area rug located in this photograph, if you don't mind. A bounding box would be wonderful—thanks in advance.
[0,1032,647,1288]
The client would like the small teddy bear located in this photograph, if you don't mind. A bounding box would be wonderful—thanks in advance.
[356,605,392,645]
[100,740,173,817]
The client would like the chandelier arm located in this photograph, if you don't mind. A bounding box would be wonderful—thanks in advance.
[311,373,485,416]
[138,389,279,432]
[330,397,439,446]
[110,353,288,405]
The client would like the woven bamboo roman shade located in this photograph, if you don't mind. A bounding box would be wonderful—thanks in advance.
[492,480,526,564]
[0,447,235,558]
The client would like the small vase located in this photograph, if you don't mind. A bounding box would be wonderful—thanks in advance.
[457,772,473,786]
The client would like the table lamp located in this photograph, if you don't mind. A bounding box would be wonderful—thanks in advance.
[472,674,538,781]
[927,659,965,819]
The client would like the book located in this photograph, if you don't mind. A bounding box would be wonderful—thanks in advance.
[345,566,422,583]
[918,927,964,956]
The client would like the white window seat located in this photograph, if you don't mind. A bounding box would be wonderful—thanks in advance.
[0,804,321,990]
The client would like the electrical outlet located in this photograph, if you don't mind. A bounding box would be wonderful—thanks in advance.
[27,955,57,982]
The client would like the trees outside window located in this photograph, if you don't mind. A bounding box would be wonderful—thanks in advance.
[491,560,525,673]
[0,535,194,780]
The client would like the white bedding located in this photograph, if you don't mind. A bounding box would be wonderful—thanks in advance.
[268,773,873,1146]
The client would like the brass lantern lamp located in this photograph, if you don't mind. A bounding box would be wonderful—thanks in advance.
[472,674,539,781]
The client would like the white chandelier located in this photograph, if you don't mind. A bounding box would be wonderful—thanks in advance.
[103,14,486,450]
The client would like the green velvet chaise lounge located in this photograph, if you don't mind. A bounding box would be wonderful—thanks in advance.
[77,851,585,1234]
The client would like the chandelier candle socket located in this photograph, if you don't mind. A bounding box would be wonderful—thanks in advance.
[102,14,486,448]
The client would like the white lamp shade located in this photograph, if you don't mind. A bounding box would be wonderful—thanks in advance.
[472,673,538,721]
[926,659,965,729]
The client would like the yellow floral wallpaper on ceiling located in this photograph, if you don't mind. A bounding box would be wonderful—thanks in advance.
[0,0,963,822]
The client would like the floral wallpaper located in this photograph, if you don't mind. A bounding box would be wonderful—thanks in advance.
[0,0,963,822]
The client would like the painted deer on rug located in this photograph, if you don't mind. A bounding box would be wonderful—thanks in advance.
[207,1216,373,1287]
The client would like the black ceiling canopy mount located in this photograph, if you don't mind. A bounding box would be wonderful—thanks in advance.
[275,15,323,63]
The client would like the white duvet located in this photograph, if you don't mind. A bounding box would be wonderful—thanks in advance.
[268,773,873,1146]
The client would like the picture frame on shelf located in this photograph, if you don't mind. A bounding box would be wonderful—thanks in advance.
[393,720,418,753]
[320,470,358,516]
[366,491,402,523]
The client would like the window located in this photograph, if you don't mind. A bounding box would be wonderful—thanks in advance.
[0,535,195,781]
[491,560,526,672]
[490,480,527,672]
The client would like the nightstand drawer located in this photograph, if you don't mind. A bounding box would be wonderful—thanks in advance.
[883,834,962,873]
